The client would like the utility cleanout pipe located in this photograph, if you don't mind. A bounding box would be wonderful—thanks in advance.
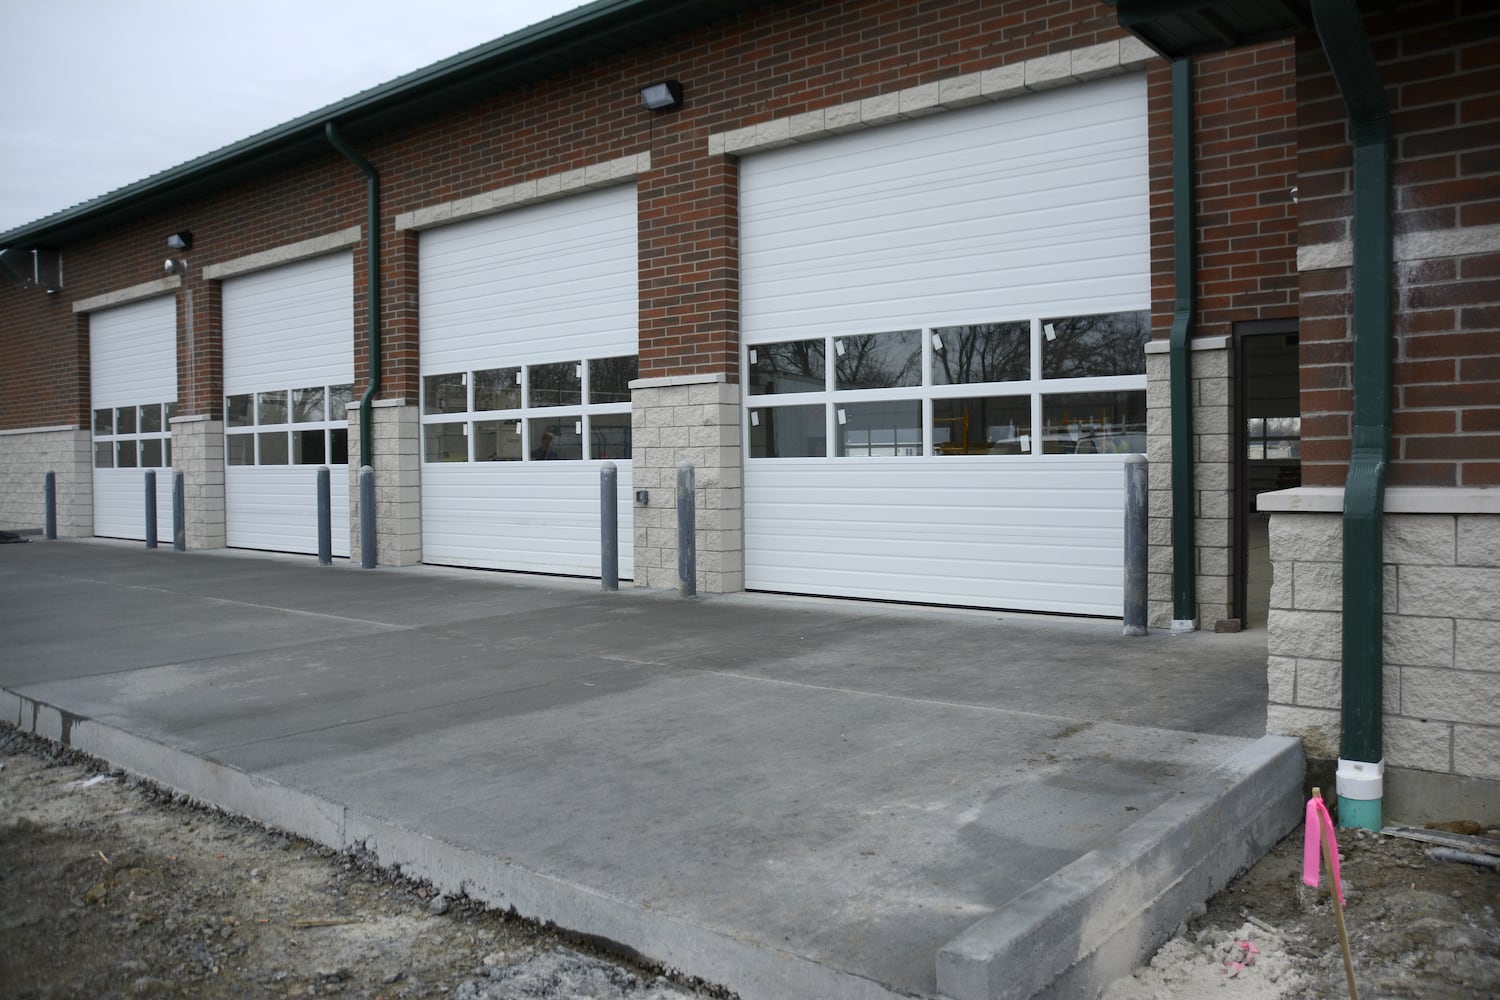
[324,122,381,471]
[1169,57,1196,633]
[1311,0,1393,830]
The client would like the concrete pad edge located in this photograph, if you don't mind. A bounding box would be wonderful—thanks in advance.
[935,734,1305,1000]
[4,690,911,1000]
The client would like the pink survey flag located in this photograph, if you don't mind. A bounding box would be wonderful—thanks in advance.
[1302,794,1346,905]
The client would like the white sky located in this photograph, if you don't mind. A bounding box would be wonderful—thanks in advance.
[0,0,588,234]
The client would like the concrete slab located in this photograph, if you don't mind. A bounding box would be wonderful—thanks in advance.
[0,541,1302,999]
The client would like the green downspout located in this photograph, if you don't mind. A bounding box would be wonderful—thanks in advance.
[324,122,381,470]
[1312,0,1393,829]
[1170,57,1197,633]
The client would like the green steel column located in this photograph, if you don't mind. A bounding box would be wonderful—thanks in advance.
[324,123,382,471]
[1312,0,1393,829]
[1169,57,1197,632]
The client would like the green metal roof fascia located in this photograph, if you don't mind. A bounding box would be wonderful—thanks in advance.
[1103,0,1311,58]
[0,0,720,249]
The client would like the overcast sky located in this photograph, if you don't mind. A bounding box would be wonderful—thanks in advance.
[0,0,587,234]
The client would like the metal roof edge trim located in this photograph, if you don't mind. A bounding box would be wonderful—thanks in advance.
[0,0,683,248]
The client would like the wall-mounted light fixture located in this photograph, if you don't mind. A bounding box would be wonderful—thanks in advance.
[639,80,684,112]
[164,258,187,275]
[165,231,193,251]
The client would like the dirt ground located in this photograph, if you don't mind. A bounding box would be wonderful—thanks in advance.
[3,726,1498,1000]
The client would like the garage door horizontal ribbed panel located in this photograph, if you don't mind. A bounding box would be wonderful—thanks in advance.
[90,296,176,540]
[93,471,174,541]
[222,253,353,555]
[419,184,637,371]
[740,75,1148,615]
[740,74,1148,343]
[225,467,350,557]
[418,185,638,578]
[90,297,176,410]
[745,460,1126,615]
[421,464,634,577]
[222,254,354,394]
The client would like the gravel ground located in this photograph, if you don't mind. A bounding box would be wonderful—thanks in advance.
[3,725,1498,999]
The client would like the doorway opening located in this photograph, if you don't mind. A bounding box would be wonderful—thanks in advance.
[1234,321,1301,628]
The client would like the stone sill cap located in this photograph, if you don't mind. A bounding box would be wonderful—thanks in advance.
[0,424,83,437]
[1258,485,1500,515]
[629,373,728,390]
[1144,334,1229,355]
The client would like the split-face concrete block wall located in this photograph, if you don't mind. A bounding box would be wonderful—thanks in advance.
[0,427,91,536]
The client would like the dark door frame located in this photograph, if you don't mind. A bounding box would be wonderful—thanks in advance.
[1233,318,1301,623]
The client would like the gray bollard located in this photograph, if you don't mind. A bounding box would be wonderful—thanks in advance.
[173,471,186,551]
[43,470,56,540]
[1123,454,1149,636]
[359,465,376,569]
[600,462,618,591]
[317,466,332,566]
[677,461,696,599]
[144,471,158,549]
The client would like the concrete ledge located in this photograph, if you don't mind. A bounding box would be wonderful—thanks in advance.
[1260,486,1500,515]
[73,276,181,314]
[936,735,1304,1000]
[708,39,1153,158]
[6,694,910,1000]
[395,153,650,232]
[0,424,83,436]
[1143,335,1230,355]
[629,373,728,390]
[203,227,361,281]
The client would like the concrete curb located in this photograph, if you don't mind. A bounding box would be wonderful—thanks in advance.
[936,734,1304,999]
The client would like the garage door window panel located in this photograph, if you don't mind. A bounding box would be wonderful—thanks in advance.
[531,417,582,460]
[589,356,637,404]
[424,373,468,415]
[749,340,826,395]
[528,362,582,408]
[293,388,325,422]
[1040,390,1146,454]
[1041,311,1149,379]
[932,322,1032,386]
[474,368,521,412]
[750,403,827,458]
[933,396,1033,455]
[590,413,632,460]
[834,331,921,390]
[475,420,522,462]
[425,422,469,463]
[837,400,922,457]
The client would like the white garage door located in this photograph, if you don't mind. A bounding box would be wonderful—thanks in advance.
[740,74,1150,615]
[222,253,353,556]
[90,296,177,541]
[419,184,636,577]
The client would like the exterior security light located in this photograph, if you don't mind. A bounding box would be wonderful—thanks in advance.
[165,231,193,250]
[164,258,187,275]
[639,80,684,111]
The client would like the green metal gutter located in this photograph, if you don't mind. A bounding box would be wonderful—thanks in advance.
[324,124,381,472]
[1312,0,1393,829]
[1170,57,1197,633]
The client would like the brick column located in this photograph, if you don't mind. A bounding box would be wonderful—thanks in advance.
[168,415,225,549]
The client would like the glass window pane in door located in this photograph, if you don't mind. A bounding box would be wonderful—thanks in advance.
[749,404,826,458]
[1041,390,1147,454]
[292,387,325,422]
[748,340,825,395]
[932,321,1030,385]
[528,362,582,408]
[258,431,289,465]
[257,390,289,426]
[474,368,521,412]
[588,414,632,459]
[115,406,136,435]
[1041,311,1149,379]
[529,416,581,460]
[588,356,638,404]
[932,396,1032,455]
[423,423,468,462]
[834,330,921,390]
[835,400,921,456]
[474,420,522,461]
[423,373,467,415]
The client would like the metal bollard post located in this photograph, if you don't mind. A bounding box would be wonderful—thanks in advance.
[144,471,158,549]
[359,465,376,569]
[677,460,696,599]
[43,470,57,540]
[600,462,618,591]
[317,466,332,566]
[1123,455,1149,636]
[173,471,186,551]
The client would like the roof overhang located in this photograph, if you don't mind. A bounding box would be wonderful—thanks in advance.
[1,0,752,250]
[1102,0,1313,59]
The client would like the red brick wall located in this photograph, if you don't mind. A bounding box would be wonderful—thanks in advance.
[1148,40,1300,341]
[1,0,1137,425]
[1297,0,1500,488]
[0,283,88,428]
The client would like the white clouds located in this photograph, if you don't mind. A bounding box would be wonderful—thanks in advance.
[0,0,584,232]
